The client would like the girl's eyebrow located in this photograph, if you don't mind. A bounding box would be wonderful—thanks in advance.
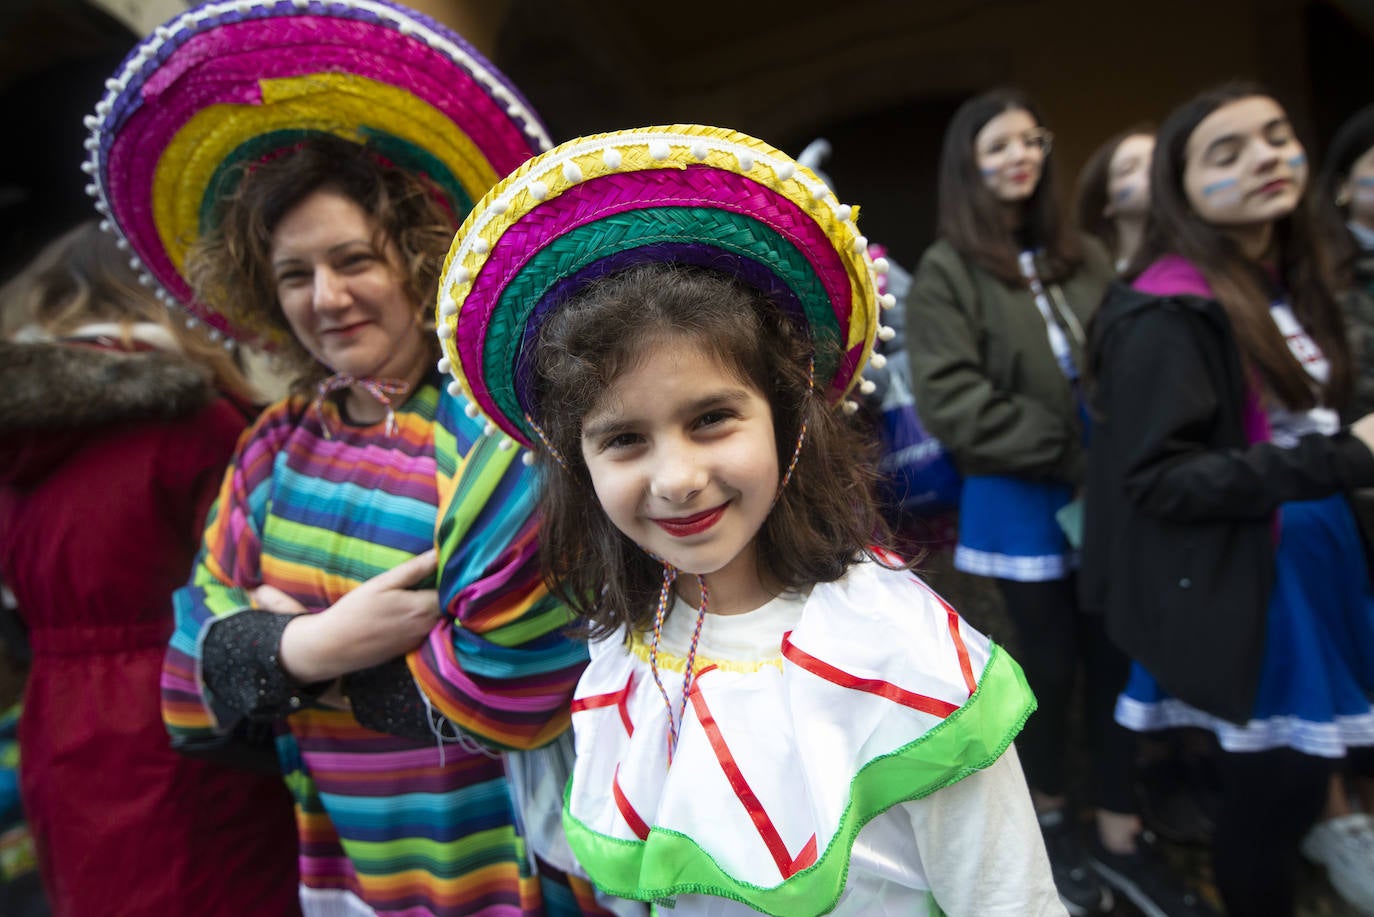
[580,388,752,440]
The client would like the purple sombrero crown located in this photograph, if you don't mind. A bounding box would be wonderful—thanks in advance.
[84,0,551,345]
[434,125,898,451]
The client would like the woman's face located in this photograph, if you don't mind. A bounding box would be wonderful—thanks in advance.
[1182,95,1307,230]
[1338,143,1374,229]
[1105,134,1155,221]
[270,188,427,381]
[974,107,1050,203]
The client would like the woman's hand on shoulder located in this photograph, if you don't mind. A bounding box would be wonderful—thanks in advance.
[277,550,440,683]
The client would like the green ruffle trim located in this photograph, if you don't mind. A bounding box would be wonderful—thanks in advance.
[563,644,1035,916]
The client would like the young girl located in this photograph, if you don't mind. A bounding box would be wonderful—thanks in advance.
[1315,103,1374,419]
[1082,83,1374,915]
[1074,127,1156,273]
[435,124,1062,915]
[905,90,1201,917]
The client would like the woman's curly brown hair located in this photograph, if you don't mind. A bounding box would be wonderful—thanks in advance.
[186,136,453,390]
[531,262,897,639]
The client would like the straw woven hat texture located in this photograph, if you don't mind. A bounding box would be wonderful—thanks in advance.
[435,124,897,450]
[84,0,551,344]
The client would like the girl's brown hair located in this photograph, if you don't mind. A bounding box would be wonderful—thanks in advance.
[3,221,258,404]
[937,88,1082,284]
[1312,103,1374,288]
[530,263,893,639]
[1073,125,1154,263]
[1134,82,1350,411]
[187,136,453,391]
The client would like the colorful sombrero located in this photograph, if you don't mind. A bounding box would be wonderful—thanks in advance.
[435,125,897,449]
[83,0,551,344]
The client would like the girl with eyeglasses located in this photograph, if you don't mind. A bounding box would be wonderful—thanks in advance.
[908,88,1209,916]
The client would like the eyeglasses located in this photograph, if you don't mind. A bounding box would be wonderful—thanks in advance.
[977,127,1054,159]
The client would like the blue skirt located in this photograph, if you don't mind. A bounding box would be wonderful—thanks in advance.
[955,474,1076,582]
[1117,494,1374,757]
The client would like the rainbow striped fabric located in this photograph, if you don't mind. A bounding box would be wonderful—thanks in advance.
[162,379,603,916]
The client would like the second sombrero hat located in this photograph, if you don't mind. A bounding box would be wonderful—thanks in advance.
[435,124,896,450]
[84,0,551,345]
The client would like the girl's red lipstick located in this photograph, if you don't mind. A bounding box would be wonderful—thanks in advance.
[652,505,726,537]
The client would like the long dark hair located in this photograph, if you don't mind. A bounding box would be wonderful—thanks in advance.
[937,88,1082,283]
[187,136,452,390]
[1133,82,1349,411]
[1313,104,1374,285]
[1074,124,1154,263]
[531,263,891,639]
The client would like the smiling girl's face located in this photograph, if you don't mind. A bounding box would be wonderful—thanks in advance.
[974,107,1050,204]
[579,335,780,612]
[1182,95,1307,230]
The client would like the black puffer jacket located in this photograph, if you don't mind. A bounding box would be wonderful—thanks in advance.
[1081,265,1374,724]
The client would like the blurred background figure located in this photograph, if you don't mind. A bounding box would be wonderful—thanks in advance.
[1315,103,1374,420]
[1075,127,1156,273]
[1084,83,1374,917]
[1305,100,1374,915]
[0,221,301,917]
[908,88,1208,917]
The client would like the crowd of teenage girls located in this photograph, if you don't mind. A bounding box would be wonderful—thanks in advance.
[901,87,1374,916]
[1,19,1374,913]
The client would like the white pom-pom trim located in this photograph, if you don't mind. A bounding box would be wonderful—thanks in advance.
[648,140,670,160]
[603,148,623,169]
[464,403,481,419]
[869,352,887,369]
[878,326,896,342]
[437,323,453,339]
[437,357,452,374]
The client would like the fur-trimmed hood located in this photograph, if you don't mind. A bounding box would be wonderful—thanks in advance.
[0,338,216,488]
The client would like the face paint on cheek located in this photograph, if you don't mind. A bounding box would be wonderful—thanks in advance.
[1287,153,1307,170]
[1113,184,1137,203]
[980,167,999,179]
[1355,176,1374,203]
[1201,177,1242,203]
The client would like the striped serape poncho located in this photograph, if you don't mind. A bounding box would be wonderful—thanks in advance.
[162,377,613,916]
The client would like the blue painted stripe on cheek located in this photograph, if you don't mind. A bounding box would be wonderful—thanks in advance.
[1287,153,1307,169]
[1201,177,1240,197]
